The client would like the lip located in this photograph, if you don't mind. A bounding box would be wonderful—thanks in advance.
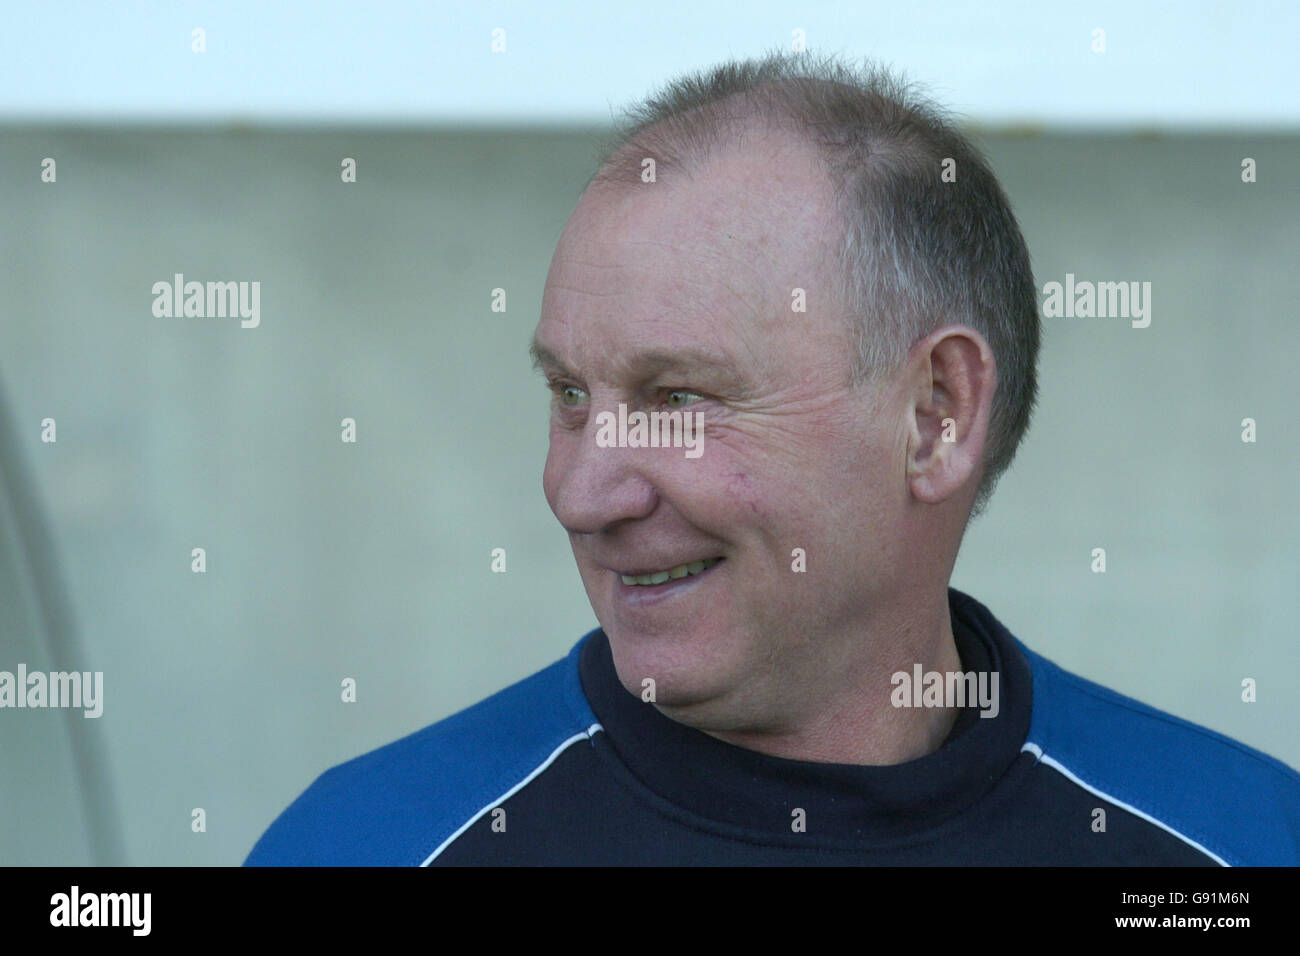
[613,557,725,607]
[613,556,724,577]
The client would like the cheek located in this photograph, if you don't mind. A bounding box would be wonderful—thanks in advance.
[732,459,844,555]
[722,471,764,517]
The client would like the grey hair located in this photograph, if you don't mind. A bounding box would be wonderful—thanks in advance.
[588,50,1040,518]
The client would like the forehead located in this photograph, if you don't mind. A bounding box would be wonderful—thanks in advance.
[573,132,836,271]
[537,133,845,373]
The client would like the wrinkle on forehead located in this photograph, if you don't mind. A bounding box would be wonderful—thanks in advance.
[579,126,840,251]
[538,130,855,388]
[559,139,840,304]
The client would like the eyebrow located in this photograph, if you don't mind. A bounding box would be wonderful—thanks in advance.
[529,337,745,390]
[529,339,564,373]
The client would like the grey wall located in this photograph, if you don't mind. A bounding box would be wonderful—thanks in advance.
[0,127,1295,865]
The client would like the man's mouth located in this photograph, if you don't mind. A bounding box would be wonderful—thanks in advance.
[618,556,724,587]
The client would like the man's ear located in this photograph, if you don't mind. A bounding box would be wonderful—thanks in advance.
[904,325,996,504]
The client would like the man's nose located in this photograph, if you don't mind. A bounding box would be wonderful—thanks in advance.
[546,411,659,535]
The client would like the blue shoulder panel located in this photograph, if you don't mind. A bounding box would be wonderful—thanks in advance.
[244,632,599,866]
[1019,639,1300,866]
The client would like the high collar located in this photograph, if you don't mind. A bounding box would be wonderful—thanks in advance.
[578,587,1033,845]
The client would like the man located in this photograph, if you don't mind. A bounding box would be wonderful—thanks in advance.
[246,53,1300,865]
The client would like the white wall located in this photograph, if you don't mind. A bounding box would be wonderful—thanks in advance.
[3,1,1298,127]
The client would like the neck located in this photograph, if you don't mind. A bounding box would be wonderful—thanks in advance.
[659,589,964,765]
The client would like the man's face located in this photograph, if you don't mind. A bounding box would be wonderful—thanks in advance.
[534,135,918,734]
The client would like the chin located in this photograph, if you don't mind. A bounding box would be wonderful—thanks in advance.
[602,619,742,709]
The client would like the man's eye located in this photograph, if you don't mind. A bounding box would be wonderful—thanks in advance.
[557,384,588,406]
[665,390,702,409]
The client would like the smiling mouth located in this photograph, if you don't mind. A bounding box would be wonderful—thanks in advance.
[619,557,724,587]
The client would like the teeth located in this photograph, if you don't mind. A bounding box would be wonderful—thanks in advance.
[621,557,721,586]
